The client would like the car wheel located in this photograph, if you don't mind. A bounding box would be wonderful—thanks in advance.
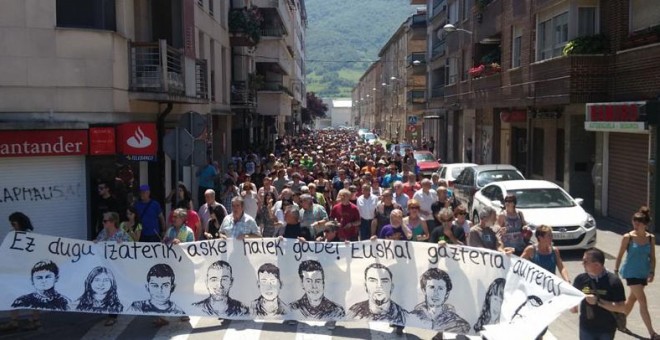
[472,212,480,224]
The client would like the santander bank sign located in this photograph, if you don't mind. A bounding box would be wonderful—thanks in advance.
[0,130,88,157]
[117,123,158,161]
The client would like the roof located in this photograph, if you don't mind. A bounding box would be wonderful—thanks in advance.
[489,180,561,190]
[472,164,521,172]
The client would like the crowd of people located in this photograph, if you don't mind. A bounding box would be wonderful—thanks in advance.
[2,128,657,340]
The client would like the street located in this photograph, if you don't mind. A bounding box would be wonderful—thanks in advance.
[1,218,657,340]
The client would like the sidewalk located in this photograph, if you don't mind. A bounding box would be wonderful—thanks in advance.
[548,216,660,340]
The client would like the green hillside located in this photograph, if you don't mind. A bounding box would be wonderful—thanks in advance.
[305,0,420,98]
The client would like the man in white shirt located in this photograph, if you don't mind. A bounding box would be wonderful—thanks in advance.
[198,189,227,234]
[412,179,438,223]
[392,181,409,215]
[356,184,378,240]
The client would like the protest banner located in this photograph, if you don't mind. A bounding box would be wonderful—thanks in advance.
[0,232,583,339]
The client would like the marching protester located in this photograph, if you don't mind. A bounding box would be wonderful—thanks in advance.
[614,206,658,339]
[329,189,360,241]
[356,183,378,240]
[219,197,262,240]
[499,194,532,255]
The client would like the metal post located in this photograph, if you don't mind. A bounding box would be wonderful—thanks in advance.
[159,39,168,93]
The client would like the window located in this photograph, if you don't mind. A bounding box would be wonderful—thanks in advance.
[210,39,216,102]
[56,0,116,31]
[532,128,545,176]
[630,0,660,32]
[578,7,596,36]
[209,0,214,16]
[448,0,459,25]
[537,11,568,61]
[462,0,471,21]
[512,26,522,68]
[446,58,458,85]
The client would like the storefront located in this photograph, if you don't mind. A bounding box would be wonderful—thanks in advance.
[586,102,651,223]
[0,130,89,240]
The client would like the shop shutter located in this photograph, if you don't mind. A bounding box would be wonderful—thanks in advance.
[608,133,649,223]
[0,156,88,241]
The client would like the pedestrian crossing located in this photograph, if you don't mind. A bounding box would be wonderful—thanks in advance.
[0,313,561,340]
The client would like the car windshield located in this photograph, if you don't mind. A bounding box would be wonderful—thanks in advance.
[364,133,375,139]
[414,153,435,161]
[476,170,524,187]
[508,188,576,209]
[451,167,466,178]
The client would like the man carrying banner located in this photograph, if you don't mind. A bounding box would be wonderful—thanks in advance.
[572,248,626,340]
[411,268,470,334]
[219,197,262,240]
[348,263,408,334]
[192,261,249,318]
[290,260,345,322]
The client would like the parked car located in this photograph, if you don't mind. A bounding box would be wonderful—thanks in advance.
[358,128,369,137]
[413,151,441,176]
[390,143,414,156]
[437,163,477,187]
[362,132,378,144]
[470,180,597,250]
[453,164,525,210]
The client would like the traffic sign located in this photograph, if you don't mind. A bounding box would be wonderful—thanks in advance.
[178,111,207,138]
[407,125,417,132]
[407,115,418,125]
[163,128,194,160]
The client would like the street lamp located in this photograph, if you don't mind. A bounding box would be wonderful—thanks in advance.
[443,23,473,35]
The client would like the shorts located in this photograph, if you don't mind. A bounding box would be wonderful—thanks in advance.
[625,277,648,286]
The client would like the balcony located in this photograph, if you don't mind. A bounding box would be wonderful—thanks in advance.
[475,0,501,42]
[431,40,446,60]
[407,89,426,104]
[129,40,208,103]
[431,0,447,19]
[261,26,286,38]
[431,85,445,98]
[407,53,427,66]
[228,8,263,46]
[257,81,293,116]
[409,13,427,40]
[260,81,294,97]
[527,55,609,105]
[230,81,256,108]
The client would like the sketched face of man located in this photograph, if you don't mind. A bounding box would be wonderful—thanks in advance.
[258,272,281,302]
[424,279,448,308]
[92,273,112,297]
[301,270,324,302]
[32,270,57,293]
[207,268,232,300]
[147,276,174,305]
[365,268,393,306]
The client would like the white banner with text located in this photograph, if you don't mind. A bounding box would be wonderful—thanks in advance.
[0,232,583,339]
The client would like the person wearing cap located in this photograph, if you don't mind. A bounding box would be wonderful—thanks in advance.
[134,185,166,242]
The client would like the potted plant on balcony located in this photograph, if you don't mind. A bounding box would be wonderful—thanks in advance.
[248,73,265,91]
[563,34,609,55]
[229,6,264,45]
[469,63,501,78]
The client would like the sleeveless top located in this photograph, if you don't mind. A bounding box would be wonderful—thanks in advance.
[406,217,424,239]
[532,245,557,274]
[620,234,652,279]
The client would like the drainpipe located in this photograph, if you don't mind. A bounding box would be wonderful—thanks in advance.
[156,103,174,205]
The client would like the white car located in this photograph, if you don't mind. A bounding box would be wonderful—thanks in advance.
[437,163,477,187]
[362,132,378,144]
[470,180,597,250]
[358,128,369,137]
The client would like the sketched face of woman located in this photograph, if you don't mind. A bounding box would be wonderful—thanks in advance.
[489,294,503,322]
[258,272,280,301]
[92,273,112,297]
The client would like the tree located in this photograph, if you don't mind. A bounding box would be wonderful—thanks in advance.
[301,92,328,124]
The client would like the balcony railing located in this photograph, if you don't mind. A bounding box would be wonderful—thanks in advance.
[260,81,294,97]
[407,90,426,104]
[411,13,427,27]
[431,86,445,98]
[432,0,446,18]
[407,53,427,66]
[261,26,285,37]
[231,81,256,107]
[431,41,446,59]
[129,40,185,96]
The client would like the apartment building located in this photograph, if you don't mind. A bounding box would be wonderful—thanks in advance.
[0,0,233,240]
[229,0,307,153]
[422,0,660,226]
[353,10,427,146]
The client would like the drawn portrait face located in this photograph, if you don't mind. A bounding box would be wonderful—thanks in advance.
[91,273,112,297]
[301,270,324,302]
[207,268,232,300]
[258,272,280,302]
[365,267,392,306]
[424,279,449,308]
[32,270,57,293]
[490,294,503,322]
[147,276,174,305]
